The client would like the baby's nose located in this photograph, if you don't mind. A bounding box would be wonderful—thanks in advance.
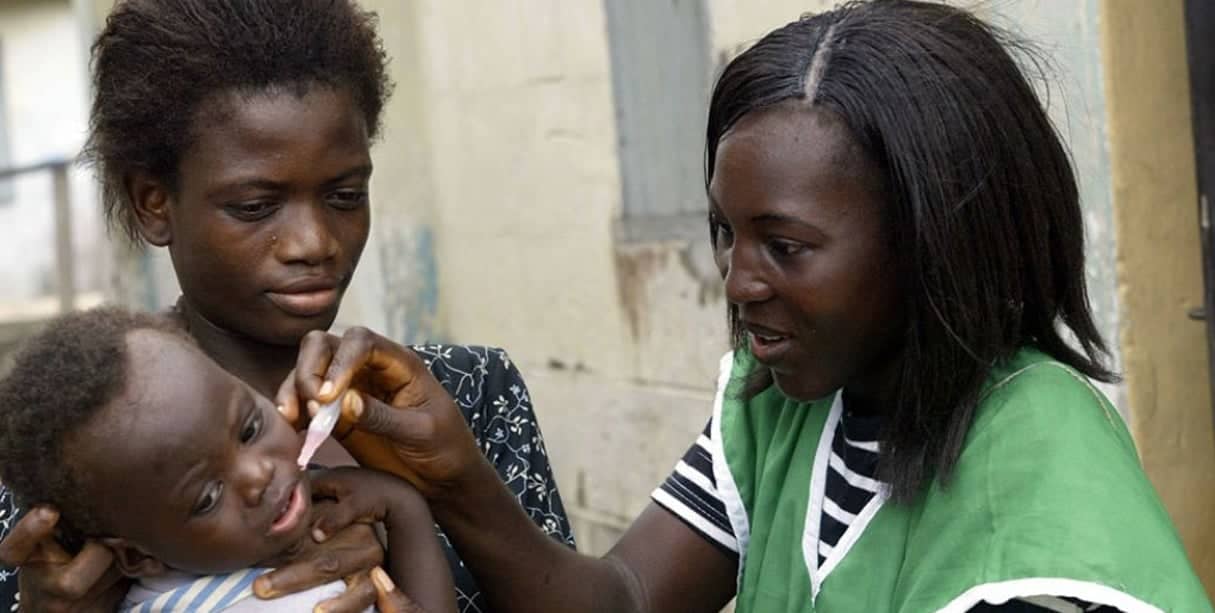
[235,455,276,506]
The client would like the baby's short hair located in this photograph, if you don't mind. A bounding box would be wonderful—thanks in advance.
[0,307,189,539]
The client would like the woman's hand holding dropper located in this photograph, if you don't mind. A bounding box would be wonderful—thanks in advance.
[273,328,488,500]
[260,327,488,610]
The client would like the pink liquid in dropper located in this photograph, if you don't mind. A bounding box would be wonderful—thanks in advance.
[297,398,342,470]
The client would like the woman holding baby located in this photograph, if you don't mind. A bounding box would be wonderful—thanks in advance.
[0,0,572,611]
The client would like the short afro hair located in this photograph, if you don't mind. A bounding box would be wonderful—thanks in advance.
[0,307,188,540]
[82,0,393,243]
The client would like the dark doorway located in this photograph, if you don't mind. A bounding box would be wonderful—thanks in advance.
[1184,0,1215,422]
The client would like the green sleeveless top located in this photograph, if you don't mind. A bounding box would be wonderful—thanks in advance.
[709,347,1211,612]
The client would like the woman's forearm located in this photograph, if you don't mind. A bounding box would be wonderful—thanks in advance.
[430,458,642,613]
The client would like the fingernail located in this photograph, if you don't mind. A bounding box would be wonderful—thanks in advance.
[307,399,320,416]
[313,606,327,613]
[253,577,276,598]
[276,404,287,416]
[347,391,364,419]
[371,566,395,593]
[319,381,334,398]
[313,527,326,543]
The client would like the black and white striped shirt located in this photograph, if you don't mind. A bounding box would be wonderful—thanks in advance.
[654,411,1120,613]
[819,411,881,566]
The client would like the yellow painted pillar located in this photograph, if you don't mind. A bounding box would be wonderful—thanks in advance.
[1101,0,1215,596]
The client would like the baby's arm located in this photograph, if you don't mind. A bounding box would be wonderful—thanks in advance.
[379,476,455,613]
[309,467,456,613]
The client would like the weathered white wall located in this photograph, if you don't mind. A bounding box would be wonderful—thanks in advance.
[335,1,439,342]
[360,1,662,549]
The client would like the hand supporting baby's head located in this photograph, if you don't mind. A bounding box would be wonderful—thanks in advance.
[0,307,313,577]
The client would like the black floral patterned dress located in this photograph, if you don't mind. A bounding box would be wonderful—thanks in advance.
[0,344,575,613]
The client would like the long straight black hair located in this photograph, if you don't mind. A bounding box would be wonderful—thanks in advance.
[706,0,1116,502]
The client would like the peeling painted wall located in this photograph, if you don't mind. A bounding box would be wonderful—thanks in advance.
[339,1,441,343]
[394,1,649,549]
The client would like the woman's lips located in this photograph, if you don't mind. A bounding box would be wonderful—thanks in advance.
[743,321,796,365]
[749,331,795,365]
[265,288,339,317]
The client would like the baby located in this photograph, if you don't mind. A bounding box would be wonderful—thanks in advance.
[0,308,455,612]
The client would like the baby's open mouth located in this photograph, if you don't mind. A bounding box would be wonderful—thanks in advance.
[268,482,306,536]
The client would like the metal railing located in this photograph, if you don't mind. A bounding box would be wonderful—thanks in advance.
[0,158,75,314]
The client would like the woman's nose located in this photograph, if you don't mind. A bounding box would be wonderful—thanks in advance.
[274,203,339,265]
[723,246,773,305]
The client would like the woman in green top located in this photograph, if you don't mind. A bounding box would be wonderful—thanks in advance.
[277,1,1211,611]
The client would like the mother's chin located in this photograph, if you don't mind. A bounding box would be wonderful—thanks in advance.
[769,371,839,403]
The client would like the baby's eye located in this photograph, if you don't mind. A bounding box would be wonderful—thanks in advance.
[239,410,263,444]
[192,482,223,516]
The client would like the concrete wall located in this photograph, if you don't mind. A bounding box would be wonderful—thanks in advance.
[374,0,709,543]
[1100,0,1215,594]
[0,0,102,310]
[334,1,439,343]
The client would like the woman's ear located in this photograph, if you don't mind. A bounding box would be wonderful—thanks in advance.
[125,171,173,247]
[101,537,166,578]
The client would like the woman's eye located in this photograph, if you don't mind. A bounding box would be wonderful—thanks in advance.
[225,201,277,221]
[239,410,263,444]
[767,239,808,257]
[710,217,734,247]
[328,190,369,210]
[192,482,223,516]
